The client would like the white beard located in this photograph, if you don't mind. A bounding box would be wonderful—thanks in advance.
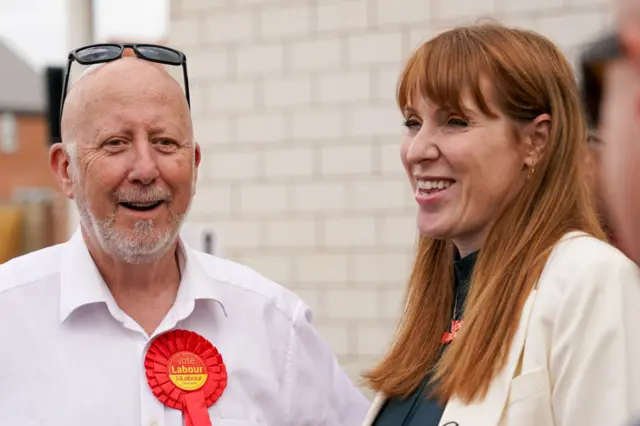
[75,195,181,265]
[69,164,195,265]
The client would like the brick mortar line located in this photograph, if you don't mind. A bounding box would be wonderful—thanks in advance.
[196,172,409,184]
[188,209,415,222]
[175,3,605,49]
[196,136,405,150]
[187,206,415,219]
[182,242,415,255]
[198,100,403,116]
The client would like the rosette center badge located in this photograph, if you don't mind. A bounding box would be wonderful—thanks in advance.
[168,351,208,391]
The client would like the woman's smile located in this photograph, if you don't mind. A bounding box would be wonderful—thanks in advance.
[414,177,456,205]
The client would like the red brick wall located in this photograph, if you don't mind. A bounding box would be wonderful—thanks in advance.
[0,115,57,198]
[0,113,68,245]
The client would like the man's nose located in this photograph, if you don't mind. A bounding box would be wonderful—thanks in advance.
[128,142,160,185]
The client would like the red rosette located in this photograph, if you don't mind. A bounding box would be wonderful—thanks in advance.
[145,329,227,426]
[441,320,463,344]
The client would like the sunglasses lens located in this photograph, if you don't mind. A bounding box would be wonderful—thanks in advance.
[137,46,182,64]
[587,95,600,128]
[579,33,624,128]
[76,45,121,63]
[581,63,605,128]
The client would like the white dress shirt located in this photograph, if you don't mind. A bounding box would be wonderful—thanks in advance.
[0,230,369,426]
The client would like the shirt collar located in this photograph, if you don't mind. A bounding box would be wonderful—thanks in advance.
[59,228,226,323]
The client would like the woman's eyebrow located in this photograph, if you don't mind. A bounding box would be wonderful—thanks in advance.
[403,106,419,117]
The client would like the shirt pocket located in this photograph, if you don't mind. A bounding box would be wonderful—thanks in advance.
[503,367,554,426]
[214,421,267,426]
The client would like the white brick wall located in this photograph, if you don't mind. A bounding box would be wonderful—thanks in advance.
[290,38,342,71]
[236,43,284,76]
[263,147,314,177]
[317,1,368,32]
[262,76,312,107]
[170,0,612,397]
[204,11,255,44]
[260,6,313,38]
[316,71,371,103]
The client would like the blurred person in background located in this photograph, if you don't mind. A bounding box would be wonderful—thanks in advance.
[579,2,640,425]
[361,24,640,426]
[0,45,369,426]
[585,129,618,246]
[580,0,640,266]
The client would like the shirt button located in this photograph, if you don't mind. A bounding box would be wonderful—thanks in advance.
[149,418,158,426]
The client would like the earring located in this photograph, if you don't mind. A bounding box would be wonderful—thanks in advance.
[527,165,536,179]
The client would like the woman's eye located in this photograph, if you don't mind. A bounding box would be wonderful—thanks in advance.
[403,119,422,132]
[446,117,469,127]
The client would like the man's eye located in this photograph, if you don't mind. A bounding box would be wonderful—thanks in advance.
[106,139,124,145]
[156,139,179,150]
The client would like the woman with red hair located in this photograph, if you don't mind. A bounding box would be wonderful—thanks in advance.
[362,24,640,426]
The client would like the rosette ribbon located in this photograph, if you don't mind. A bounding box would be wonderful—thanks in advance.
[145,329,227,426]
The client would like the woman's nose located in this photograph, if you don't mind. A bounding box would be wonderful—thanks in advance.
[406,130,440,164]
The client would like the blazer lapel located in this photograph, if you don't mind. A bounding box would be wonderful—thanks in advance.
[361,393,387,426]
[437,290,539,426]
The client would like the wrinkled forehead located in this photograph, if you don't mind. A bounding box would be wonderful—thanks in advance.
[62,59,192,141]
[77,94,191,139]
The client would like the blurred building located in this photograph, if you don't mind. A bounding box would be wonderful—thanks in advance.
[0,39,68,263]
[168,0,610,396]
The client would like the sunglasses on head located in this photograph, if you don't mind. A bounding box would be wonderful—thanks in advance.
[579,32,626,129]
[59,43,191,123]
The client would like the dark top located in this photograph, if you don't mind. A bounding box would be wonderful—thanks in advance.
[372,250,479,426]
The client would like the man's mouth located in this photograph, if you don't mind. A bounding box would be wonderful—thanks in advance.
[119,201,165,212]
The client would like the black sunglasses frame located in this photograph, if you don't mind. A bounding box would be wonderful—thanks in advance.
[578,32,625,129]
[59,43,191,124]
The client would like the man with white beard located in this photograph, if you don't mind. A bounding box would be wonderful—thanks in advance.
[0,45,369,426]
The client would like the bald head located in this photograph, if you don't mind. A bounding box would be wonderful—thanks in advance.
[60,57,192,144]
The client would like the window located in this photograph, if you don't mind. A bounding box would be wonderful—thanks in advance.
[0,113,17,154]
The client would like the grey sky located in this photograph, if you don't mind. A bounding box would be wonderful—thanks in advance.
[0,0,168,69]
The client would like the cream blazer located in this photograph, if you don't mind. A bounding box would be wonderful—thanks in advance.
[362,232,640,426]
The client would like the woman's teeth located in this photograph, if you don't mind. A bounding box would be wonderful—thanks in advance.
[417,179,453,191]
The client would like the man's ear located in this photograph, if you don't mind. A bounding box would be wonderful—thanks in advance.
[522,113,551,168]
[49,143,74,199]
[192,142,202,195]
[194,142,201,168]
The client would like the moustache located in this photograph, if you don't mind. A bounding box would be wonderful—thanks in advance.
[113,187,173,204]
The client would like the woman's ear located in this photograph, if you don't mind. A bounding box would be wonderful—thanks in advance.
[523,113,551,168]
